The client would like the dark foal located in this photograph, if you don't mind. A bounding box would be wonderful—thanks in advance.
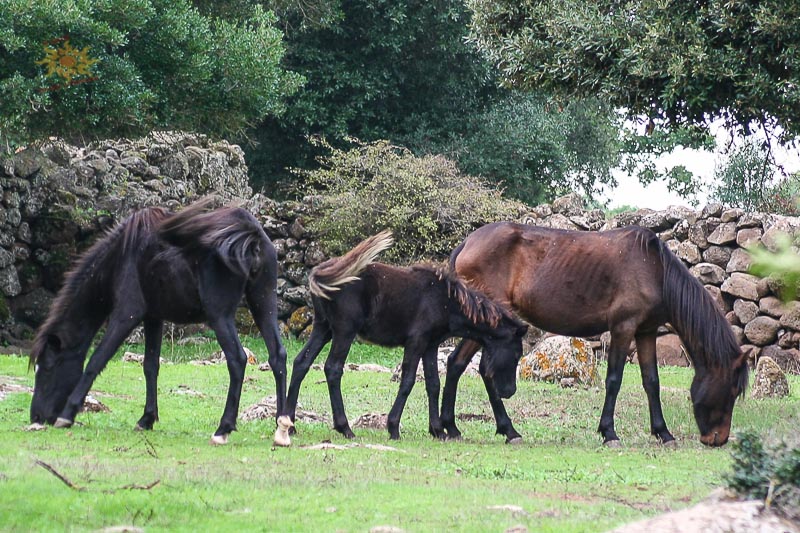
[29,199,288,445]
[443,222,749,446]
[285,231,528,440]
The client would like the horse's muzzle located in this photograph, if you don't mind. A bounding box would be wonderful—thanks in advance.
[700,431,729,447]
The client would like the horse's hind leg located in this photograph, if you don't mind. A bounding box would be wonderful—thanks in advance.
[245,271,289,416]
[635,332,675,444]
[323,331,358,438]
[286,317,332,432]
[56,308,144,427]
[136,319,163,430]
[440,339,480,440]
[478,356,522,444]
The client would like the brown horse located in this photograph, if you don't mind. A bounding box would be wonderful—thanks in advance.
[285,231,528,440]
[29,199,288,445]
[442,222,749,446]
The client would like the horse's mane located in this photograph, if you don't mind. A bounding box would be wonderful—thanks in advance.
[309,230,394,299]
[29,207,169,366]
[412,264,522,329]
[654,231,748,394]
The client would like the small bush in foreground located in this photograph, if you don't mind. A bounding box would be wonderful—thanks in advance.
[298,138,524,262]
[726,430,800,521]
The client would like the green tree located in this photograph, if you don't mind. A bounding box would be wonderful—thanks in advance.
[245,0,498,193]
[427,92,622,204]
[709,139,800,214]
[0,0,302,149]
[466,0,800,143]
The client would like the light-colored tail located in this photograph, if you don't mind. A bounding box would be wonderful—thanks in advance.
[309,230,394,299]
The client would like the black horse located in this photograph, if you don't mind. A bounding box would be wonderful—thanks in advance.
[29,199,288,445]
[443,222,749,446]
[285,231,528,440]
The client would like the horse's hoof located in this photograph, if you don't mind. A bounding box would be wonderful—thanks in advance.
[134,424,144,432]
[54,417,73,428]
[273,416,293,447]
[603,439,622,448]
[506,436,523,445]
[445,434,463,442]
[210,433,229,446]
[662,439,678,448]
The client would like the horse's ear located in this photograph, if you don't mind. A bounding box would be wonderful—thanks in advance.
[516,324,529,337]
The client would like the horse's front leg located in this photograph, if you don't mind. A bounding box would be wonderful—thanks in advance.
[478,356,522,444]
[440,339,481,440]
[55,309,144,427]
[136,319,163,430]
[598,324,636,446]
[420,345,445,440]
[387,340,424,440]
[635,332,675,444]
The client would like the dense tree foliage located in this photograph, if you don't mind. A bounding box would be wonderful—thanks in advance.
[246,0,497,193]
[466,0,800,142]
[0,0,301,148]
[426,93,622,204]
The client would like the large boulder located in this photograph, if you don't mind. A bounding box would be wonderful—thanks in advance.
[750,356,790,399]
[519,336,597,385]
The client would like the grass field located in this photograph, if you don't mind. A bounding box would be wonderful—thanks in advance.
[0,336,797,532]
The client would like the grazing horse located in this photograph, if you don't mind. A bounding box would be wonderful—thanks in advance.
[29,199,288,445]
[285,231,528,440]
[442,222,749,446]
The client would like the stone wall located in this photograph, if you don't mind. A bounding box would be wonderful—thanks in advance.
[0,132,254,345]
[2,135,799,374]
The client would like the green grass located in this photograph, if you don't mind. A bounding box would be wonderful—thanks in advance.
[1,338,798,532]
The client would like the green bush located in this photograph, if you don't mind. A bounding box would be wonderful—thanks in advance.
[298,138,524,262]
[726,430,800,521]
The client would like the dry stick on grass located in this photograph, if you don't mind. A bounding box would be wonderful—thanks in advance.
[35,459,160,493]
[35,460,85,491]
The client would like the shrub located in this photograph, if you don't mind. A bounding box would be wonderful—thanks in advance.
[726,430,800,522]
[298,138,524,262]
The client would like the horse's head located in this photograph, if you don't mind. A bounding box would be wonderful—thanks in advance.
[481,319,529,399]
[29,333,85,425]
[690,351,749,447]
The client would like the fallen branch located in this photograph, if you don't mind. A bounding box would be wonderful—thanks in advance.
[118,480,161,491]
[35,460,85,491]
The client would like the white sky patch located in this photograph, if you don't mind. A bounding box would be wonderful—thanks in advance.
[603,121,800,210]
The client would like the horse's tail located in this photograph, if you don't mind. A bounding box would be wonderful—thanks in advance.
[158,198,268,278]
[656,231,741,371]
[309,231,393,299]
[448,238,466,271]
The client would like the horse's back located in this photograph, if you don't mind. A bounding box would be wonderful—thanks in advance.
[454,222,665,335]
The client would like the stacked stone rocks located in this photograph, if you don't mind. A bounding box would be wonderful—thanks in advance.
[0,133,253,345]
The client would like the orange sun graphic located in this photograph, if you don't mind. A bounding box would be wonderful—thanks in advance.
[36,40,99,82]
